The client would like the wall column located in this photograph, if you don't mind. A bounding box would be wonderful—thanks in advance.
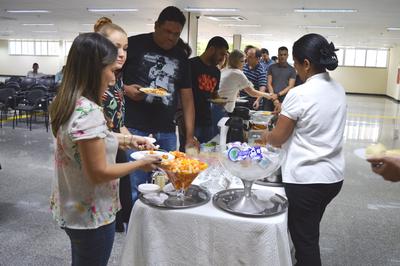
[182,12,199,57]
[233,34,242,50]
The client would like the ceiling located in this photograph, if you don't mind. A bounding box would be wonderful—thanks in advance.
[0,0,399,49]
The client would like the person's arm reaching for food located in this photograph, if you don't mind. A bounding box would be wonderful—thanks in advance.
[261,114,296,146]
[78,138,160,184]
[180,88,199,150]
[113,132,156,151]
[277,78,295,98]
[243,86,271,100]
[253,85,267,110]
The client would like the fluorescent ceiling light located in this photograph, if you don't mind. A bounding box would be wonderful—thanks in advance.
[81,23,94,26]
[299,25,344,29]
[22,23,55,26]
[87,8,138,12]
[6,9,50,13]
[387,27,400,31]
[221,24,261,27]
[185,7,238,12]
[372,37,400,40]
[294,8,357,13]
[324,34,338,38]
[204,15,246,22]
[32,30,58,33]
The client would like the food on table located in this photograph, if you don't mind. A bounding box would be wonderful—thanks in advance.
[251,123,267,130]
[220,142,283,181]
[161,151,208,191]
[169,150,186,158]
[152,171,168,189]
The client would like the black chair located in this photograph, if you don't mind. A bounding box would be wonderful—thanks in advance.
[38,77,55,90]
[30,84,48,92]
[20,77,36,91]
[5,77,22,84]
[0,88,16,128]
[13,89,48,131]
[4,81,20,91]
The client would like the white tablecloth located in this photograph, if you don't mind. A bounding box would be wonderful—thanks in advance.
[120,184,292,266]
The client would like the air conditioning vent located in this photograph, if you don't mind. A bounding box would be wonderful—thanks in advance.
[0,16,17,21]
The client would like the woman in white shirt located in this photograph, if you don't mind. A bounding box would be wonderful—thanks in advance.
[218,49,275,113]
[49,33,160,266]
[262,33,346,266]
[212,50,276,134]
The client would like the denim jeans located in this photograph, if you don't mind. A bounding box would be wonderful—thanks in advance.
[211,103,228,137]
[195,126,214,144]
[126,128,177,203]
[64,221,115,266]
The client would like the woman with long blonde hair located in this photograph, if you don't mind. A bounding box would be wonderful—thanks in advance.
[94,17,134,232]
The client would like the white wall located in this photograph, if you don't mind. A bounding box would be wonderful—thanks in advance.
[386,45,400,100]
[0,39,64,76]
[330,66,388,95]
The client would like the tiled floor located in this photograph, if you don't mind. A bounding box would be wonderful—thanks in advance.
[1,94,400,266]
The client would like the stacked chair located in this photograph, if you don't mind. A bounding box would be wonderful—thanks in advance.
[0,75,57,131]
[13,89,49,131]
[0,87,16,128]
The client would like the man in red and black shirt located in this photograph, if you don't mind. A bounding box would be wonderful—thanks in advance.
[190,36,229,143]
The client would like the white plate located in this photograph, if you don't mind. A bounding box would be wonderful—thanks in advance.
[143,137,156,144]
[130,150,174,161]
[139,88,171,97]
[209,98,228,104]
[138,183,161,194]
[236,99,248,103]
[250,120,268,126]
[354,148,366,160]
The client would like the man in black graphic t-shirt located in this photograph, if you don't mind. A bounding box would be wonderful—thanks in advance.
[123,6,197,203]
[189,36,228,144]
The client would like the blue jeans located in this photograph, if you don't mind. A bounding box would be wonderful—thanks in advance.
[211,103,227,137]
[64,221,115,266]
[126,128,177,203]
[195,126,214,144]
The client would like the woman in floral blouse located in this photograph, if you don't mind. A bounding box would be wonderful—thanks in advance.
[49,32,160,266]
[95,17,133,232]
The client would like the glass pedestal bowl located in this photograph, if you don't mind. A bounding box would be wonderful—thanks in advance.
[218,143,286,215]
[160,155,208,207]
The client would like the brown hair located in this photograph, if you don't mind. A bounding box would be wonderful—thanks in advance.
[228,49,245,69]
[49,33,117,137]
[94,17,127,37]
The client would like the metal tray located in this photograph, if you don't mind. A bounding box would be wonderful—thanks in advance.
[255,179,284,187]
[139,184,211,209]
[213,188,288,217]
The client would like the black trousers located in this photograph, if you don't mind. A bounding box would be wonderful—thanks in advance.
[115,149,133,230]
[284,181,343,266]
